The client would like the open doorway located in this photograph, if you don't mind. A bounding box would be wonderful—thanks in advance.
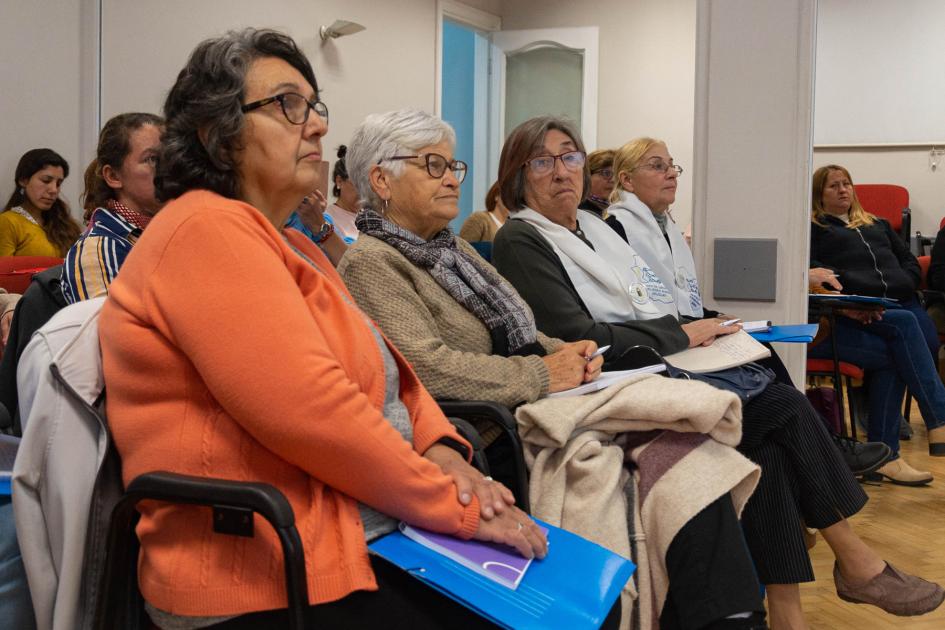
[441,19,491,228]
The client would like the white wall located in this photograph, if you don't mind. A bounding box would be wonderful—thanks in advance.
[0,0,98,217]
[813,147,945,238]
[498,0,697,228]
[101,0,442,166]
[693,0,816,385]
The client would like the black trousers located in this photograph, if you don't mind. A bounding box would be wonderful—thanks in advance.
[659,495,766,630]
[737,383,868,584]
[212,554,620,629]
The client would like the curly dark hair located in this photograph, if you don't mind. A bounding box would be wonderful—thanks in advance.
[495,116,590,212]
[3,148,82,255]
[82,112,164,220]
[156,28,319,202]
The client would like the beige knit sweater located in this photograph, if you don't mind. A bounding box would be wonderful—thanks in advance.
[338,234,563,407]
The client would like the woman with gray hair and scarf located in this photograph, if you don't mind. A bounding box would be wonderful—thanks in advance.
[339,109,774,630]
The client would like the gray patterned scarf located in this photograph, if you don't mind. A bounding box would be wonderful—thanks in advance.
[356,208,543,357]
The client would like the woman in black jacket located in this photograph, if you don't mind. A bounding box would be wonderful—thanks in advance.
[808,164,945,480]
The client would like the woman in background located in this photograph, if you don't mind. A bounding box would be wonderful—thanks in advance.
[62,112,164,303]
[459,182,509,243]
[808,164,945,482]
[322,145,360,243]
[0,149,81,257]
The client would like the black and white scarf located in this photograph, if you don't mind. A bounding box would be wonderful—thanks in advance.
[356,208,543,357]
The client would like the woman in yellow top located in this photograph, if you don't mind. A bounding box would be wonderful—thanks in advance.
[0,149,82,256]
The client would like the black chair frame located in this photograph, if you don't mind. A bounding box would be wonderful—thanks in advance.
[94,471,309,630]
[438,400,530,511]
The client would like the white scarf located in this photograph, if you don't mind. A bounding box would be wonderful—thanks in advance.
[512,207,666,322]
[607,191,703,318]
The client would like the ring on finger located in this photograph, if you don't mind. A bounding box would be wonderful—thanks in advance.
[483,476,493,482]
[516,521,523,531]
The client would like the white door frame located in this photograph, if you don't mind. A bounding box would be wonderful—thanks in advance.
[435,1,501,216]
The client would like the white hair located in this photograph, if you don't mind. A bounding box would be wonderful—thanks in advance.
[346,109,456,211]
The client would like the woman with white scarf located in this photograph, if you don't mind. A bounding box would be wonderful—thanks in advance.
[491,116,943,629]
[338,109,773,630]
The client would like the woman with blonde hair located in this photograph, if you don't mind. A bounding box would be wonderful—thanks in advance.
[807,164,945,482]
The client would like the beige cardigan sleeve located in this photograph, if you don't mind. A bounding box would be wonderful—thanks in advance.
[339,243,552,407]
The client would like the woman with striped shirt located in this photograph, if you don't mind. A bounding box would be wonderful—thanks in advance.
[62,112,164,304]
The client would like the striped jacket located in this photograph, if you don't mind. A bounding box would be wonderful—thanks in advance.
[61,208,141,304]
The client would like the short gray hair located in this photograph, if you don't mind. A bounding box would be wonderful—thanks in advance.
[346,109,456,211]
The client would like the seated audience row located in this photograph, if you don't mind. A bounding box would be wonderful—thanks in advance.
[5,25,945,630]
[338,109,767,628]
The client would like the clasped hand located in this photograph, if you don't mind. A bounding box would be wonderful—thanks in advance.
[424,444,546,559]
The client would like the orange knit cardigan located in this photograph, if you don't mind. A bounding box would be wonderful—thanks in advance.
[100,190,480,617]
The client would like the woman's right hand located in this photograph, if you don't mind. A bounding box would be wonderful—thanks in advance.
[542,340,602,393]
[809,267,843,291]
[472,505,548,559]
[682,318,740,347]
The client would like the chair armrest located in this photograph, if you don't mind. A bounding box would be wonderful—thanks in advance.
[437,400,529,511]
[125,471,296,529]
[95,472,308,630]
[446,416,491,476]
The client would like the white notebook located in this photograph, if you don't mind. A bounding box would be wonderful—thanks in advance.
[664,329,771,373]
[546,363,666,399]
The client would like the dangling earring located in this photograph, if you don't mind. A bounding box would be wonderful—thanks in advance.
[382,198,390,215]
[18,187,24,196]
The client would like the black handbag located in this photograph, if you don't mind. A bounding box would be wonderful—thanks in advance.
[607,345,774,404]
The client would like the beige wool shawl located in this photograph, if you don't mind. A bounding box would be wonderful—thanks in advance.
[516,373,760,630]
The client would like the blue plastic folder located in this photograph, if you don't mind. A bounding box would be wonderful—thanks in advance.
[0,434,19,496]
[749,324,819,344]
[808,293,900,309]
[369,519,634,630]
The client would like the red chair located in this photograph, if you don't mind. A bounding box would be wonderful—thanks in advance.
[806,358,864,439]
[853,184,911,246]
[0,256,63,294]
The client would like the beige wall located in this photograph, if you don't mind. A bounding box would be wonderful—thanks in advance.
[0,0,97,216]
[101,0,442,167]
[498,0,697,228]
[693,0,816,385]
[813,147,945,238]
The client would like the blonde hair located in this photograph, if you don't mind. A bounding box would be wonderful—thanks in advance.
[811,164,875,229]
[610,137,664,203]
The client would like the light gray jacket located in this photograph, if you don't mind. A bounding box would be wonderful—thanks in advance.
[12,298,106,630]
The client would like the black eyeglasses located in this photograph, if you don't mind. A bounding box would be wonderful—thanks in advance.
[380,153,468,183]
[524,150,586,176]
[241,92,329,125]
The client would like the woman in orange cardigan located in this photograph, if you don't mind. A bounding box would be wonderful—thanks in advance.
[99,29,546,629]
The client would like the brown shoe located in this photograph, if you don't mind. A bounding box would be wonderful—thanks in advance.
[835,562,945,616]
[870,458,933,486]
